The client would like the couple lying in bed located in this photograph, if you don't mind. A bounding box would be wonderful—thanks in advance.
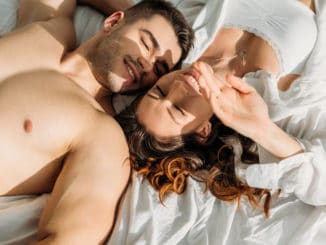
[117,0,320,217]
[0,0,321,244]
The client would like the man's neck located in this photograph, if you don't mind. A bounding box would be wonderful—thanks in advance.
[61,51,103,93]
[59,31,118,115]
[60,46,114,115]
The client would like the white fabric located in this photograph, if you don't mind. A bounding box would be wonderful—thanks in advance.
[1,0,326,245]
[235,0,326,205]
[1,174,326,245]
[222,0,317,75]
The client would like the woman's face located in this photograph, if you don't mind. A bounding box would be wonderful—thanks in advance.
[136,65,214,140]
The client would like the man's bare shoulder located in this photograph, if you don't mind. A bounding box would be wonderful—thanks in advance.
[0,70,122,147]
[0,70,129,196]
[0,17,75,81]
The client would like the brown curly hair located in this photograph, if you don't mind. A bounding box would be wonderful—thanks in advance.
[116,97,273,217]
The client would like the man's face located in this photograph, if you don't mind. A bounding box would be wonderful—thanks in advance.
[95,15,182,93]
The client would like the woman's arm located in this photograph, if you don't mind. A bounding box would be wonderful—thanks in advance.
[219,74,303,159]
[253,120,303,159]
[194,62,326,205]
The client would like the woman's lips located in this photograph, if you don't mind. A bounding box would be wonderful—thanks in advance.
[183,68,201,94]
[184,74,201,94]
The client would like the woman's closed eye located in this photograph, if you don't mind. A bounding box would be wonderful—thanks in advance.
[155,85,185,116]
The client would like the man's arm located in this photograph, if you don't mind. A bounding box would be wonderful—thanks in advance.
[36,115,130,244]
[17,0,134,28]
[17,0,77,28]
[0,17,75,81]
[78,0,134,16]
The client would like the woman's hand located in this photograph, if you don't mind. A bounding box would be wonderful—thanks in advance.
[214,74,271,140]
[194,62,271,140]
[194,62,303,159]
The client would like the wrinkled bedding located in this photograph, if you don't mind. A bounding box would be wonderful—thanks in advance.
[1,1,326,244]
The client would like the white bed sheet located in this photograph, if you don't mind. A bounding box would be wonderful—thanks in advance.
[1,1,326,244]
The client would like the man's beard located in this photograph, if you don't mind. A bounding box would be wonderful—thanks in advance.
[88,33,122,90]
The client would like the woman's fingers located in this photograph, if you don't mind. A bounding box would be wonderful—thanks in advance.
[226,74,255,94]
[193,61,222,99]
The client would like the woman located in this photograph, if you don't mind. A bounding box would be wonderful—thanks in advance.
[184,0,316,81]
[117,62,293,216]
[117,0,321,216]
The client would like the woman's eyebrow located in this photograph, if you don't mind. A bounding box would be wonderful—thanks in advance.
[155,85,165,96]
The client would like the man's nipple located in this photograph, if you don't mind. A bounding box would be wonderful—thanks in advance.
[23,119,33,133]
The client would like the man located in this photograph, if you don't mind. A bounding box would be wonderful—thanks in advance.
[1,0,193,113]
[0,0,193,244]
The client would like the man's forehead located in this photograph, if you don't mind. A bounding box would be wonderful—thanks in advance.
[136,15,182,68]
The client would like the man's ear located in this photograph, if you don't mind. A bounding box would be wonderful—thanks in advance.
[103,11,125,32]
[195,121,212,144]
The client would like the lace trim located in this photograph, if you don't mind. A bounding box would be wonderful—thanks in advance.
[222,23,284,76]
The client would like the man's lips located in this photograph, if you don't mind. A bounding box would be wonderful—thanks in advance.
[124,58,140,84]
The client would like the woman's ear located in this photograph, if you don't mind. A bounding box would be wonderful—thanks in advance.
[103,11,125,32]
[195,121,212,144]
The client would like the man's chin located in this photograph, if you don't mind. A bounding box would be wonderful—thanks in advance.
[107,75,138,94]
[106,75,124,93]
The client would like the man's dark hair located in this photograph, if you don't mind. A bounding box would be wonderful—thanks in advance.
[124,0,194,69]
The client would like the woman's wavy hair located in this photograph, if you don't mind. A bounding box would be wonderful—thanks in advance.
[116,96,272,217]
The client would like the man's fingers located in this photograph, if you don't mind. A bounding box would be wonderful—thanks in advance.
[226,74,255,94]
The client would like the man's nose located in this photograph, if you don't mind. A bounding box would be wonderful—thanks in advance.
[137,56,154,73]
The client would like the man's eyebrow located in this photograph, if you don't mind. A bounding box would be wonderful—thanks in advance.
[141,29,172,72]
[140,29,160,51]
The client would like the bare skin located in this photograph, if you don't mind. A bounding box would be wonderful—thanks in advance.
[77,0,134,16]
[199,27,301,92]
[199,0,316,90]
[199,28,279,78]
[0,70,130,243]
[136,62,303,160]
[2,0,181,114]
[0,0,183,243]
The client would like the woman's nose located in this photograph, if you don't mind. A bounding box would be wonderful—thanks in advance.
[168,80,190,99]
